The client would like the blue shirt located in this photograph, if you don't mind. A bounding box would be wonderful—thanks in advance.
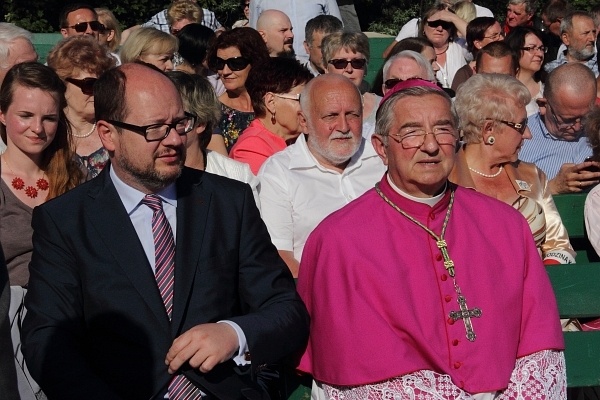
[544,51,599,77]
[519,113,592,180]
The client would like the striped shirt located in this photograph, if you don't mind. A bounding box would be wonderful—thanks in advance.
[141,8,222,32]
[519,113,592,180]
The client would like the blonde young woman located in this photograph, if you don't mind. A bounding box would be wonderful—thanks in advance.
[0,62,84,399]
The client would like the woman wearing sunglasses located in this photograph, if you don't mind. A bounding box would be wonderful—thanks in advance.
[505,26,547,117]
[321,31,380,139]
[206,27,270,154]
[420,4,468,89]
[451,73,575,265]
[47,36,115,178]
[0,63,85,398]
[230,57,312,174]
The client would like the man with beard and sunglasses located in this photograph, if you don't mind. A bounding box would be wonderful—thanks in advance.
[258,74,385,277]
[21,62,309,400]
[59,3,103,40]
[544,10,599,77]
[520,62,600,194]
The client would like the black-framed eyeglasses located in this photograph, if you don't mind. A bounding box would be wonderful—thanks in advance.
[487,118,528,134]
[66,77,97,96]
[384,77,432,90]
[106,112,197,142]
[66,21,104,33]
[211,56,251,71]
[328,58,367,70]
[426,20,453,30]
[388,127,457,149]
[546,103,586,130]
[521,45,547,54]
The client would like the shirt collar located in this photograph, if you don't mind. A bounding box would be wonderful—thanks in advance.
[109,165,177,215]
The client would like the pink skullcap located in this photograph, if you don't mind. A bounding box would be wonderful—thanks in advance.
[379,78,443,107]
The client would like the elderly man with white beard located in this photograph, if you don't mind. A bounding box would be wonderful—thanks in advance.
[258,74,386,277]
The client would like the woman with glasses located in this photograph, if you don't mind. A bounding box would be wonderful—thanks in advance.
[230,57,312,174]
[451,73,575,264]
[321,31,380,138]
[506,26,547,116]
[0,62,85,399]
[47,36,115,178]
[95,8,122,57]
[420,4,468,89]
[206,27,270,153]
[451,17,503,91]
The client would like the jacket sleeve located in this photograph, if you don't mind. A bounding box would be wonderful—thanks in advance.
[537,168,576,264]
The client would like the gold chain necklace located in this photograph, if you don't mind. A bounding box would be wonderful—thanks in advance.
[374,182,482,342]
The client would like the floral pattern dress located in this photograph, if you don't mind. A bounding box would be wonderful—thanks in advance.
[218,103,254,153]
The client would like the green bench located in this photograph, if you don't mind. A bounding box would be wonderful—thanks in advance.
[547,262,600,387]
[553,193,599,263]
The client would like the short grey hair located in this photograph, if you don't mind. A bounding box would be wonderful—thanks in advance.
[454,73,530,144]
[0,23,34,70]
[375,86,457,146]
[508,0,534,15]
[382,50,436,82]
[560,10,594,36]
[321,31,370,67]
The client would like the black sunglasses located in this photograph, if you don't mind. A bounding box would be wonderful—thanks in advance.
[384,77,430,90]
[66,21,104,33]
[212,56,251,71]
[328,58,367,70]
[488,118,528,135]
[66,77,97,96]
[426,20,453,30]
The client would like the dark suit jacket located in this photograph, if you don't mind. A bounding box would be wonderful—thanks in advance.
[21,167,309,400]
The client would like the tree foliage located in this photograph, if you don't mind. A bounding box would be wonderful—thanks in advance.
[1,0,599,33]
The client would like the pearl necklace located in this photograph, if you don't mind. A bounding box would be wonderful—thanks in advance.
[468,165,503,178]
[70,122,96,138]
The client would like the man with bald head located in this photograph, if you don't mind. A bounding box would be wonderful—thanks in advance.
[256,9,295,57]
[520,62,600,194]
[21,63,309,399]
[250,0,342,63]
[259,74,385,276]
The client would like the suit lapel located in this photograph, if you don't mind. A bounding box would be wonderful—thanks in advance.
[85,170,171,335]
[171,169,211,335]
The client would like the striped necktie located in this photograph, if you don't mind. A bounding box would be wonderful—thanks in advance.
[142,194,202,399]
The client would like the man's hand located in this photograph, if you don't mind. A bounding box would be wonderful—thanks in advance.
[165,323,239,374]
[549,161,600,194]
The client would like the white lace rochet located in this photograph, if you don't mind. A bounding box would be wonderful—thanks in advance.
[322,350,566,400]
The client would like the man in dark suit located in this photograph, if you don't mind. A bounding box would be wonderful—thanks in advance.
[21,63,309,400]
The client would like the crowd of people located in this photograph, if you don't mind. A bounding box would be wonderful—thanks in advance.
[1,0,600,398]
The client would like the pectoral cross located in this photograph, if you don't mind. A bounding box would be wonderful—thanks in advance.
[449,294,482,342]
